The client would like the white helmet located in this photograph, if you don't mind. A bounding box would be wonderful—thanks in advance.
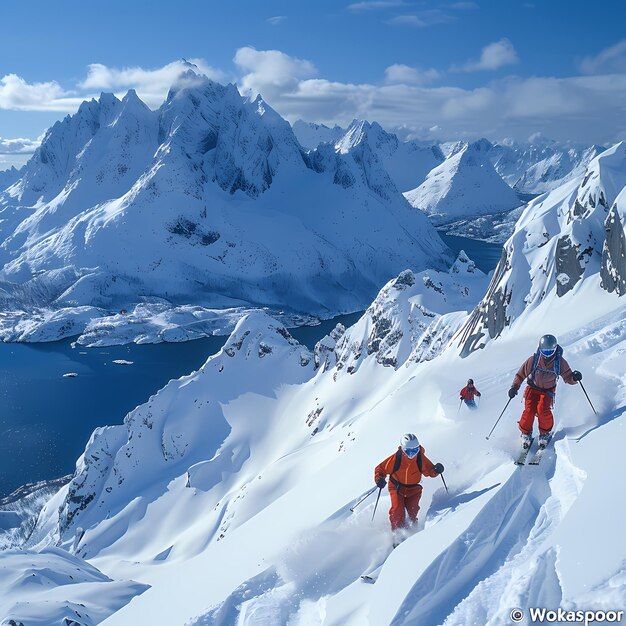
[400,433,420,458]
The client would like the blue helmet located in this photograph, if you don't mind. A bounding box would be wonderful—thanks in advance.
[539,334,558,358]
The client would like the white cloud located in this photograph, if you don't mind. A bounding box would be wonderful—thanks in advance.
[231,49,626,144]
[347,0,407,10]
[0,136,41,154]
[386,10,453,27]
[79,59,228,107]
[267,15,287,25]
[234,47,318,98]
[384,64,440,85]
[0,74,83,112]
[579,40,626,75]
[453,38,519,72]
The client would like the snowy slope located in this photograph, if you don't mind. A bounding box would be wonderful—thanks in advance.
[335,120,444,192]
[404,142,522,226]
[5,196,622,624]
[457,141,626,355]
[0,71,451,341]
[13,280,623,626]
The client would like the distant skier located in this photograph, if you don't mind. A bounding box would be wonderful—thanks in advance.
[374,434,443,540]
[508,334,582,450]
[459,379,481,410]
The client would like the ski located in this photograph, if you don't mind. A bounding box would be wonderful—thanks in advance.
[514,437,534,465]
[529,434,553,465]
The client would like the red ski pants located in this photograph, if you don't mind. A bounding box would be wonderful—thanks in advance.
[518,388,553,435]
[388,484,422,530]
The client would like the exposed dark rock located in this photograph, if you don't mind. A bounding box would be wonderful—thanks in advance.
[600,206,626,296]
[555,235,583,296]
[393,270,415,288]
[457,248,509,356]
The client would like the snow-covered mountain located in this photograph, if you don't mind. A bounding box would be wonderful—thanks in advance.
[510,143,606,195]
[335,120,444,192]
[441,138,605,196]
[0,70,452,341]
[403,142,522,226]
[293,119,444,193]
[291,120,345,150]
[0,166,20,191]
[8,240,624,624]
[457,141,626,355]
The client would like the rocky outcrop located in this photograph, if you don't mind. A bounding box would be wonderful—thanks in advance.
[600,205,626,296]
[555,235,583,296]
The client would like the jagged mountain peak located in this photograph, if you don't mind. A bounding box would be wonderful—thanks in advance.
[0,76,451,324]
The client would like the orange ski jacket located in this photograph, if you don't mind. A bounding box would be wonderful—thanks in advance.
[374,446,438,488]
[460,385,481,400]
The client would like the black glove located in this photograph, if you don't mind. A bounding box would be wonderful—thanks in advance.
[508,386,519,399]
[376,477,387,489]
[433,463,444,474]
[460,397,464,401]
[572,370,582,381]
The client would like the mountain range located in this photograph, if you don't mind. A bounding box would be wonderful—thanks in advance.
[0,70,451,344]
[3,140,625,623]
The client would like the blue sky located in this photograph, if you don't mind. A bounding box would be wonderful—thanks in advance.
[2,0,626,168]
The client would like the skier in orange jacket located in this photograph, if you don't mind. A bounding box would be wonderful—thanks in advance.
[374,434,443,536]
[509,334,582,449]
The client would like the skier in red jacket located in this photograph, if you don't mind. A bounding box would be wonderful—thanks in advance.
[459,378,481,410]
[374,434,443,541]
[509,334,582,449]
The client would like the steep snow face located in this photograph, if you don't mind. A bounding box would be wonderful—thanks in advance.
[335,120,444,192]
[404,142,521,225]
[0,76,451,322]
[29,311,314,552]
[457,142,626,355]
[291,120,345,149]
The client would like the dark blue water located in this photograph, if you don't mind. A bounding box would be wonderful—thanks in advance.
[439,233,503,273]
[0,312,363,497]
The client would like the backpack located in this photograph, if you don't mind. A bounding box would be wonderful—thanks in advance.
[390,448,423,489]
[528,345,562,395]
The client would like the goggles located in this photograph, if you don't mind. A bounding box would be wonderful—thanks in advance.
[540,348,556,358]
[404,447,420,458]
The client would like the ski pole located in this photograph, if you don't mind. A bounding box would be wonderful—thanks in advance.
[485,397,512,440]
[440,472,449,493]
[350,486,378,512]
[456,399,463,416]
[579,381,598,415]
[371,487,383,522]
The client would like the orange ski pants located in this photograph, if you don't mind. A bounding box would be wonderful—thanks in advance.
[388,484,423,530]
[518,388,553,435]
